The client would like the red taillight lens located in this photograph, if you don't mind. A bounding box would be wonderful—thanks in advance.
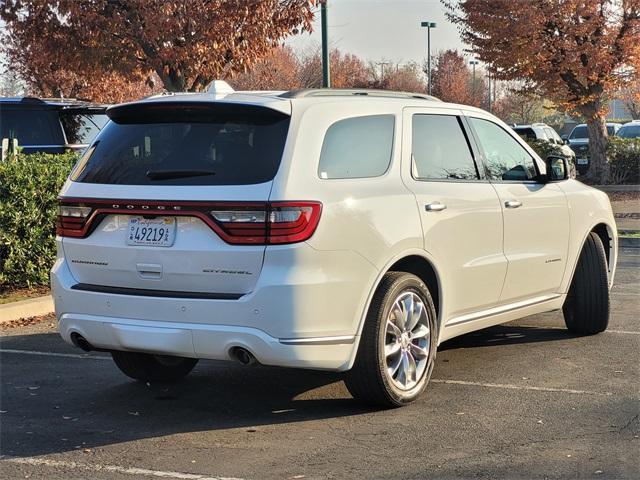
[267,202,322,244]
[210,201,322,245]
[56,205,92,237]
[56,199,321,244]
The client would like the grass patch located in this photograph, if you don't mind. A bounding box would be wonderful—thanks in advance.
[619,231,640,238]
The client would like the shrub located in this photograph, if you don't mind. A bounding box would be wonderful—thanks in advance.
[0,152,77,289]
[607,137,640,185]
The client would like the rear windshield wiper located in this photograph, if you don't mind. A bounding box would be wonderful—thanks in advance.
[146,169,216,181]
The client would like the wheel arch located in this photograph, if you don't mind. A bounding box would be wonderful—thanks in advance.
[347,250,444,370]
[563,220,617,293]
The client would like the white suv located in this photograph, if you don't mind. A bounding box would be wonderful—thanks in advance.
[52,85,617,407]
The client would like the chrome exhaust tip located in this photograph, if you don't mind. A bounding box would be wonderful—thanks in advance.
[70,332,93,352]
[229,347,257,366]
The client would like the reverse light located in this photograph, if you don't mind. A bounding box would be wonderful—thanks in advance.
[56,205,93,237]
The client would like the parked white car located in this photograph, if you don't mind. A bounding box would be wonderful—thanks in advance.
[52,84,617,407]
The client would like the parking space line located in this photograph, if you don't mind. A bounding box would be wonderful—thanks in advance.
[515,325,640,335]
[430,379,613,396]
[2,456,245,480]
[0,349,110,360]
[0,349,623,397]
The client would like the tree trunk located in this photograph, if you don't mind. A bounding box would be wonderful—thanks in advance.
[585,114,610,184]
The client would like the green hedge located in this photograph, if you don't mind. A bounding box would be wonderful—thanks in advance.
[0,152,77,289]
[608,137,640,184]
[527,137,639,184]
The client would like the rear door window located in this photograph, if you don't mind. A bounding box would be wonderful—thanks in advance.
[318,115,395,179]
[412,114,479,180]
[0,108,64,146]
[71,103,290,186]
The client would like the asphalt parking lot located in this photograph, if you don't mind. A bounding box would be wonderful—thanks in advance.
[1,248,638,480]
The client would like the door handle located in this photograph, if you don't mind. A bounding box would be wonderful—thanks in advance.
[504,200,523,209]
[425,202,447,212]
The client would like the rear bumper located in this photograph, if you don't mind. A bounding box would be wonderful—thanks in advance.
[51,243,377,371]
[58,313,355,371]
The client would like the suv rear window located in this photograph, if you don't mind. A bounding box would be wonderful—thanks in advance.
[513,127,536,141]
[60,112,108,145]
[0,108,64,145]
[71,103,290,186]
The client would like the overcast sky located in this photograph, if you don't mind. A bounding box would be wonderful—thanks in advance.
[287,0,467,64]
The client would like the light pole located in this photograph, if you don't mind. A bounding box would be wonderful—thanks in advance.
[377,61,390,83]
[469,59,479,102]
[420,21,437,95]
[321,1,330,88]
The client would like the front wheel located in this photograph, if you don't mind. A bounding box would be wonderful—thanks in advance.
[563,232,610,334]
[345,272,437,407]
[111,351,198,382]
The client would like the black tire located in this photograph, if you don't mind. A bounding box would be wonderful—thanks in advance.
[111,351,198,382]
[563,232,610,334]
[345,272,437,408]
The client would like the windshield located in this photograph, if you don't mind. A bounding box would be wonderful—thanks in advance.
[569,125,617,139]
[569,126,588,139]
[70,104,290,186]
[618,125,640,139]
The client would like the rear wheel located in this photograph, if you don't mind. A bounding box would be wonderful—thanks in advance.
[563,232,610,334]
[345,272,437,407]
[111,351,198,382]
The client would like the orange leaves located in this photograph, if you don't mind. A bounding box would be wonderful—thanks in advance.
[2,0,316,95]
[444,0,640,116]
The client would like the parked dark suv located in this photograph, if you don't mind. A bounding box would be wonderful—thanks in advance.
[512,123,576,162]
[0,97,108,157]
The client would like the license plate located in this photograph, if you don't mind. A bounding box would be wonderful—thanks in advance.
[577,158,588,165]
[127,217,176,247]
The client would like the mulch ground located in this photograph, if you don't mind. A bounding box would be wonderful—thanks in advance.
[0,312,55,331]
[607,191,640,202]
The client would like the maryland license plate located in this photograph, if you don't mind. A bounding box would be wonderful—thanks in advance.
[127,217,176,247]
[577,158,588,165]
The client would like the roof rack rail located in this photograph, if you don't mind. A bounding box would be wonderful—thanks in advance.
[279,88,441,102]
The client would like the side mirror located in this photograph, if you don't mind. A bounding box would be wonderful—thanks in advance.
[561,135,569,145]
[544,155,571,182]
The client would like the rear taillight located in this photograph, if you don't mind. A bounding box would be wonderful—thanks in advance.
[56,199,321,245]
[210,202,322,245]
[56,205,92,237]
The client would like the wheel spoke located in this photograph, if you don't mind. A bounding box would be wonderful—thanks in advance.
[387,350,402,377]
[405,351,417,385]
[411,324,430,340]
[400,295,414,330]
[385,341,402,358]
[391,301,405,330]
[397,352,409,386]
[386,319,402,338]
[406,298,423,332]
[409,342,428,359]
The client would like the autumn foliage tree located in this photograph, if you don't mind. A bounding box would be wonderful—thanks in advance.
[444,0,640,183]
[2,0,316,101]
[431,50,473,105]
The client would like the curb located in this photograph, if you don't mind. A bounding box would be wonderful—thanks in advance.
[0,296,54,323]
[619,237,640,248]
